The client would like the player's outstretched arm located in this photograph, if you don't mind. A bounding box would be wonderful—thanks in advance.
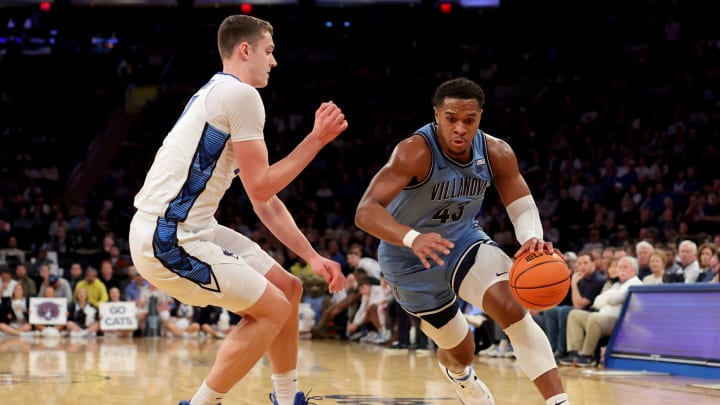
[234,101,347,202]
[356,135,453,269]
[253,195,345,293]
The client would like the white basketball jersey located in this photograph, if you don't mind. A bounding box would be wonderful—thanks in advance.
[134,73,265,230]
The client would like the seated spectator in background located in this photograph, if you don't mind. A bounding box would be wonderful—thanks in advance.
[136,282,174,336]
[107,245,132,276]
[311,268,367,339]
[287,252,315,281]
[67,262,85,292]
[345,243,381,280]
[347,277,393,345]
[74,266,109,307]
[301,274,330,328]
[643,249,669,285]
[541,251,606,359]
[560,256,642,367]
[14,263,36,297]
[635,240,654,280]
[0,235,26,270]
[0,265,18,297]
[164,301,201,338]
[699,251,719,283]
[38,266,73,300]
[666,240,701,283]
[124,264,147,301]
[198,305,239,339]
[0,284,32,336]
[696,242,717,282]
[66,287,100,338]
[98,259,126,297]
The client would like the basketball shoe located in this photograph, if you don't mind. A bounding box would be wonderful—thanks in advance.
[444,366,495,405]
[269,390,322,404]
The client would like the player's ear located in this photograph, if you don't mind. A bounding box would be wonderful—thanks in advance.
[236,42,251,60]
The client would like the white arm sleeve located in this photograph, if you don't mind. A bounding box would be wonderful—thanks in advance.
[505,195,543,245]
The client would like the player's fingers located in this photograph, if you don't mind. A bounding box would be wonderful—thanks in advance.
[428,252,445,266]
[419,256,431,269]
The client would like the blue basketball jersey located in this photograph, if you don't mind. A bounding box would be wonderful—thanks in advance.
[378,123,496,313]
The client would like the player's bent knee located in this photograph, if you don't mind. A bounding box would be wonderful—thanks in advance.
[504,312,556,380]
[420,309,471,350]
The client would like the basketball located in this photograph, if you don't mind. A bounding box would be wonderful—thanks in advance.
[509,251,571,311]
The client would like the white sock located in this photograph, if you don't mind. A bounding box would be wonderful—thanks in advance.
[190,380,225,405]
[271,370,299,405]
[439,362,470,382]
[546,393,570,405]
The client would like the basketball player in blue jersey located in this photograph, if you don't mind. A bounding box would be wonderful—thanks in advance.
[128,15,347,405]
[356,77,570,405]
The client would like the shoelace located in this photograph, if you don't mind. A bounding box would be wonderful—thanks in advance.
[268,390,323,405]
[304,389,323,405]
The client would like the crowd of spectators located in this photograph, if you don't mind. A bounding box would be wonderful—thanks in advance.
[0,1,719,360]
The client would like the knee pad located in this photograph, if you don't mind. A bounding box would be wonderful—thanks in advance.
[420,309,470,349]
[504,312,556,380]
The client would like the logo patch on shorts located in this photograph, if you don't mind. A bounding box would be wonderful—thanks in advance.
[222,248,238,260]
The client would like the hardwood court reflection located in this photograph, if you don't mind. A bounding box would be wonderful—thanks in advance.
[0,336,718,404]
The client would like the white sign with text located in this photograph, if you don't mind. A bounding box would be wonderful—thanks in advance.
[99,302,138,331]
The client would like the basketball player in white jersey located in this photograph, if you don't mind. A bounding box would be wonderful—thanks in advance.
[356,77,570,404]
[128,15,347,405]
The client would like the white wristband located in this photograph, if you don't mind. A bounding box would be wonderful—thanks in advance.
[402,229,421,248]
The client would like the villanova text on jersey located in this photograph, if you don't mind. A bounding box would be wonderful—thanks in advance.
[430,176,489,201]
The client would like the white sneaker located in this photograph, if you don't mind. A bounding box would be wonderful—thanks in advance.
[477,343,497,357]
[489,339,515,358]
[445,367,495,405]
[372,329,392,344]
[359,331,379,343]
[70,330,87,338]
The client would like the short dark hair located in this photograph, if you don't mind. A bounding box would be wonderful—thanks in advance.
[432,77,485,109]
[217,15,274,60]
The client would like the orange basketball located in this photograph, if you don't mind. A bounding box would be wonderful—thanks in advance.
[509,250,571,311]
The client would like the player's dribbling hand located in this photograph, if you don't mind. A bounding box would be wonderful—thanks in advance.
[310,101,348,145]
[309,256,346,294]
[513,238,564,260]
[410,232,454,269]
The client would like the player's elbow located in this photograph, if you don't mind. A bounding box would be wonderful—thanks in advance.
[244,183,275,203]
[355,203,371,231]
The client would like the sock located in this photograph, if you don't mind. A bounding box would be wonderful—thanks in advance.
[190,380,225,405]
[546,393,570,405]
[439,362,470,382]
[271,370,299,405]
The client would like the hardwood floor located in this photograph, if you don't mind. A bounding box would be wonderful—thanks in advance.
[0,336,718,404]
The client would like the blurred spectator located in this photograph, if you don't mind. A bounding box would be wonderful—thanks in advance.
[643,249,668,285]
[666,240,701,283]
[13,263,36,297]
[73,266,109,307]
[698,250,719,283]
[0,284,32,336]
[0,265,18,298]
[0,235,25,269]
[38,265,73,300]
[634,241,654,280]
[561,256,642,367]
[66,287,100,338]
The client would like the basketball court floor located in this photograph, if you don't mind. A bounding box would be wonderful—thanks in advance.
[0,336,718,404]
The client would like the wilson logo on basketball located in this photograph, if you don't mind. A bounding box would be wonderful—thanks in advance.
[524,252,547,262]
